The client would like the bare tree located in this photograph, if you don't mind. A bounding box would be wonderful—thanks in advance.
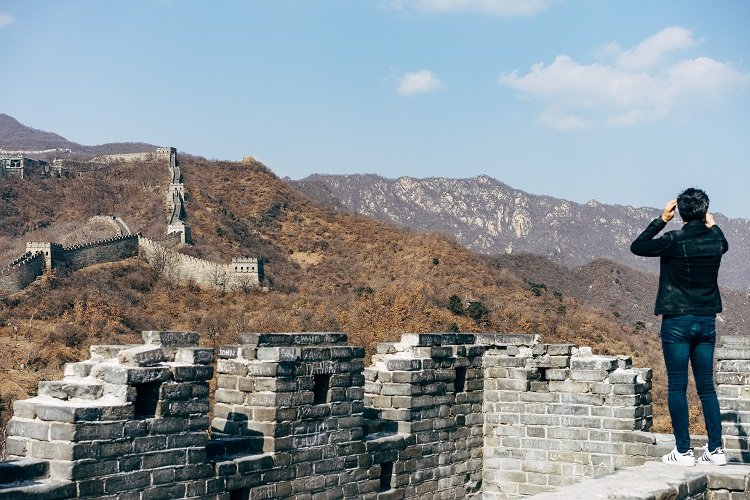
[143,243,180,282]
[207,265,228,293]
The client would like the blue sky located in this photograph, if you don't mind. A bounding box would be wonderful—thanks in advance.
[2,1,749,218]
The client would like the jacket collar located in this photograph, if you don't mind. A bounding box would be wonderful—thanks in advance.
[682,219,709,232]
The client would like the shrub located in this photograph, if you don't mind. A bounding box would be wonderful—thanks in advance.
[448,295,464,316]
[466,301,490,325]
[525,279,547,296]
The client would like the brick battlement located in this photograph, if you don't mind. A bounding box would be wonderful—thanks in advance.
[62,234,138,253]
[3,330,750,499]
[0,251,36,274]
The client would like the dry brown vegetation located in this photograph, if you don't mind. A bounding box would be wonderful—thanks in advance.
[0,155,720,437]
[0,158,167,260]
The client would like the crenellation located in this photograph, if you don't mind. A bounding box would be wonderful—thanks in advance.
[0,251,45,292]
[2,331,750,498]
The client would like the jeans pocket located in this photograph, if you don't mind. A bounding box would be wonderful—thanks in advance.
[661,316,691,343]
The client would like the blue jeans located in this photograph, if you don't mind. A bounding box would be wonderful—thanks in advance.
[661,315,722,452]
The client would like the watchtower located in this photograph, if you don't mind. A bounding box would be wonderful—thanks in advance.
[25,242,63,270]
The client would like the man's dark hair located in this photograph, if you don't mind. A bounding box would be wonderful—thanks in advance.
[677,187,710,222]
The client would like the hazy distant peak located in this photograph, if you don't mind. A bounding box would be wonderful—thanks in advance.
[289,173,750,291]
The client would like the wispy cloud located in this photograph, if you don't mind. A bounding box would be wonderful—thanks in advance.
[388,0,553,17]
[398,70,443,96]
[0,12,14,30]
[499,26,750,130]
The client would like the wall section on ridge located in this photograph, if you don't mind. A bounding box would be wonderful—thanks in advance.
[0,252,44,294]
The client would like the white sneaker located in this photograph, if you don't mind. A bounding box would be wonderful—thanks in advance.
[699,446,727,466]
[662,447,695,466]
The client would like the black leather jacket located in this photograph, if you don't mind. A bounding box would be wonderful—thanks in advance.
[630,218,728,316]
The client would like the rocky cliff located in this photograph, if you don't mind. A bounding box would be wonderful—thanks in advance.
[292,174,750,291]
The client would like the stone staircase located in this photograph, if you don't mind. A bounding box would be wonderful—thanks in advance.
[0,458,76,499]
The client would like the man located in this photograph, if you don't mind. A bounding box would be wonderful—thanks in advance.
[630,188,728,467]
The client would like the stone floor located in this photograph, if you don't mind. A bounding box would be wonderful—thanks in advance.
[530,461,750,499]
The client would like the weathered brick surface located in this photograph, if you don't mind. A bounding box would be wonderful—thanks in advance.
[3,331,750,499]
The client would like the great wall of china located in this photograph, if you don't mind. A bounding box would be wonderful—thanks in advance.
[1,330,750,499]
[3,149,750,498]
[0,148,263,294]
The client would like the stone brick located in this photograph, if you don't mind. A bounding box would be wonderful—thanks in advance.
[105,470,151,493]
[7,418,50,441]
[38,380,104,400]
[716,348,750,360]
[385,359,423,371]
[118,345,166,367]
[33,402,102,423]
[257,346,300,362]
[90,344,131,361]
[171,364,214,381]
[570,356,618,371]
[142,330,199,347]
[217,345,239,359]
[175,347,215,365]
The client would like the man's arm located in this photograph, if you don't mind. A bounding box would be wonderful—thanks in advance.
[706,213,729,254]
[630,200,675,257]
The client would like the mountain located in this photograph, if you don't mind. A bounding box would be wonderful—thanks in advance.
[0,113,157,157]
[290,174,750,291]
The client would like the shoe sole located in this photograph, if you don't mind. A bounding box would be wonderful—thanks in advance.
[662,458,695,466]
[699,459,727,466]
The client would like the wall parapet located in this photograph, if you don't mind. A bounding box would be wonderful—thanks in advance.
[0,252,44,294]
[138,236,262,291]
[3,331,750,499]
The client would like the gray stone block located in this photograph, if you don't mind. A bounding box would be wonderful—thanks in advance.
[49,421,125,441]
[385,358,423,371]
[171,364,214,381]
[7,418,50,441]
[142,330,199,347]
[570,356,618,371]
[30,440,98,461]
[174,347,216,365]
[716,348,750,360]
[63,360,96,377]
[90,364,171,385]
[257,346,300,362]
[104,470,151,493]
[5,435,28,456]
[217,345,239,359]
[118,345,166,367]
[33,402,102,423]
[38,380,104,401]
[90,344,132,361]
[569,369,608,382]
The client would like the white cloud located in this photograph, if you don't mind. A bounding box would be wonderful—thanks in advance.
[398,70,443,96]
[388,0,553,17]
[0,12,14,30]
[613,26,699,70]
[498,27,750,130]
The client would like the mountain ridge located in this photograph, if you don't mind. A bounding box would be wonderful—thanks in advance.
[0,113,158,157]
[291,173,750,291]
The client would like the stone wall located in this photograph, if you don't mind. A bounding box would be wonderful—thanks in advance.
[363,332,486,497]
[62,235,139,272]
[4,331,215,499]
[715,334,750,463]
[0,252,44,294]
[2,331,750,498]
[93,152,160,164]
[138,237,261,290]
[482,337,656,496]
